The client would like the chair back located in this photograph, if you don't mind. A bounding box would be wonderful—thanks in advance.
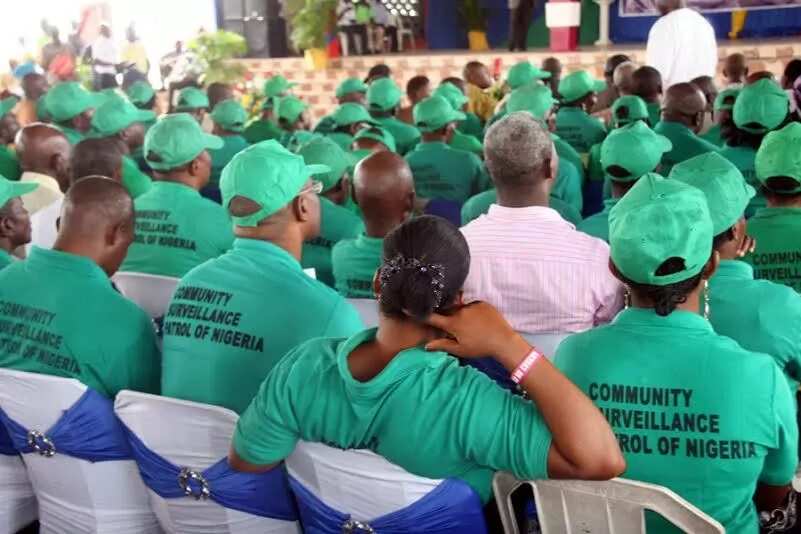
[112,272,180,319]
[0,427,37,534]
[347,298,380,328]
[286,441,487,533]
[493,473,724,534]
[114,390,301,534]
[518,333,569,360]
[0,369,159,534]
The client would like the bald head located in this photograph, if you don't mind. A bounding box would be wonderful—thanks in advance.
[542,57,562,93]
[55,176,134,276]
[662,83,707,130]
[724,53,748,84]
[690,75,717,112]
[16,123,72,190]
[632,66,663,102]
[353,151,415,237]
[485,112,554,193]
[604,55,631,81]
[613,62,638,95]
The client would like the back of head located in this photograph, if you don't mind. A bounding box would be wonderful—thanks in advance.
[366,64,392,84]
[605,54,631,81]
[406,75,431,102]
[441,77,466,94]
[16,123,71,186]
[353,151,414,232]
[782,59,801,90]
[632,66,663,101]
[755,122,801,201]
[663,82,706,123]
[71,138,123,185]
[379,215,470,321]
[207,82,233,110]
[613,62,637,95]
[724,53,747,81]
[484,111,552,190]
[655,0,684,16]
[690,75,717,110]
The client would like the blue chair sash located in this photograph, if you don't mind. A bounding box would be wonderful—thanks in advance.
[120,423,298,522]
[0,424,15,455]
[289,475,488,533]
[0,388,132,462]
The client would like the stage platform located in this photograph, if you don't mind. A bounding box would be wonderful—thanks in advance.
[237,37,801,122]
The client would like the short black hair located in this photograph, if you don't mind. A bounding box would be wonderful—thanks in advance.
[379,215,470,321]
[712,226,736,249]
[632,66,663,99]
[618,256,707,316]
[605,54,631,77]
[366,64,391,82]
[441,77,466,93]
[71,138,123,185]
[784,59,801,87]
[406,75,430,98]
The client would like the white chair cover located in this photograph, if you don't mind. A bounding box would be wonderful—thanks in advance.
[0,454,37,533]
[0,369,160,534]
[114,390,301,534]
[493,473,724,534]
[347,298,380,328]
[111,272,180,319]
[518,333,569,360]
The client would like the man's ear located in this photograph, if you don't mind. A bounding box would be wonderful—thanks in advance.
[0,216,12,239]
[293,194,311,223]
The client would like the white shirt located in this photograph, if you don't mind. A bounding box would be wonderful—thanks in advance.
[28,197,62,253]
[19,172,63,215]
[93,35,118,75]
[646,8,717,89]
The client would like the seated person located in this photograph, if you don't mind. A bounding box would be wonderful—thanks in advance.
[325,102,378,152]
[314,77,369,135]
[174,86,209,124]
[332,151,415,298]
[351,126,396,162]
[229,215,625,509]
[461,112,623,335]
[208,99,249,193]
[161,140,363,414]
[654,83,720,175]
[0,177,159,397]
[579,122,672,242]
[44,81,101,145]
[397,75,431,125]
[125,80,158,124]
[119,113,234,278]
[541,57,562,97]
[555,173,797,533]
[671,152,801,389]
[744,123,801,292]
[586,95,650,186]
[243,99,283,144]
[463,60,498,123]
[691,74,718,139]
[299,137,364,287]
[367,78,420,155]
[701,87,739,147]
[441,76,484,140]
[0,176,36,268]
[275,96,312,149]
[433,82,483,157]
[405,96,488,205]
[554,71,607,154]
[631,66,663,127]
[17,123,71,215]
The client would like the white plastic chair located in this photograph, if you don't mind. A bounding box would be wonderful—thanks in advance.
[0,448,37,534]
[493,473,724,534]
[114,390,301,534]
[347,298,380,327]
[0,369,160,534]
[518,333,569,360]
[397,16,414,51]
[112,272,179,319]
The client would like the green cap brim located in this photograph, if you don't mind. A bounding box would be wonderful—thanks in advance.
[307,163,332,175]
[203,133,225,151]
[14,181,40,198]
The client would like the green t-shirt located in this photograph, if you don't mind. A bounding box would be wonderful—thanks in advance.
[120,181,234,278]
[719,144,765,217]
[555,308,797,534]
[554,107,607,155]
[460,189,582,227]
[405,141,490,204]
[121,155,153,199]
[745,207,801,292]
[243,119,283,144]
[449,130,483,157]
[209,135,249,187]
[232,328,552,503]
[458,112,484,140]
[331,234,383,298]
[162,238,364,414]
[709,260,801,391]
[646,101,661,127]
[577,198,618,242]
[325,132,354,153]
[302,197,365,288]
[553,135,586,183]
[0,146,21,181]
[653,121,720,176]
[374,116,420,155]
[701,124,724,147]
[0,247,160,397]
[551,158,583,214]
[0,249,14,270]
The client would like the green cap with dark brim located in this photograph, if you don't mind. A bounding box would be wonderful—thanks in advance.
[558,71,606,104]
[353,126,397,152]
[332,103,378,127]
[755,122,801,193]
[0,175,38,208]
[413,95,465,133]
[733,78,788,134]
[714,87,740,112]
[263,75,296,98]
[601,121,672,182]
[336,77,369,98]
[210,99,248,133]
[144,113,223,171]
[298,136,356,192]
[367,78,402,112]
[45,82,105,122]
[506,84,555,121]
[275,96,308,124]
[175,87,210,111]
[433,83,469,112]
[125,81,156,107]
[610,95,649,128]
[506,61,551,90]
[89,94,156,138]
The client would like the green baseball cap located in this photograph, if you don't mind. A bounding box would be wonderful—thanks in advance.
[0,96,19,118]
[609,173,713,286]
[220,140,330,226]
[670,152,755,235]
[176,87,210,111]
[414,95,466,133]
[433,83,469,111]
[367,78,402,112]
[144,113,223,171]
[506,61,551,90]
[210,99,247,132]
[89,94,156,138]
[275,96,308,124]
[45,82,103,122]
[125,81,155,107]
[332,103,377,127]
[601,122,672,182]
[714,87,740,112]
[733,78,788,134]
[263,75,295,98]
[0,174,38,208]
[353,126,397,152]
[755,122,801,193]
[611,95,649,128]
[558,71,607,104]
[298,136,355,192]
[506,84,555,121]
[336,77,369,98]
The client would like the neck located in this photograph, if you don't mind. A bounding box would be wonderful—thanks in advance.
[0,238,15,255]
[630,284,703,315]
[157,174,201,191]
[52,236,109,276]
[715,243,738,261]
[767,196,801,209]
[421,133,447,143]
[375,316,438,354]
[364,216,403,238]
[663,114,694,129]
[497,184,551,208]
[236,224,305,262]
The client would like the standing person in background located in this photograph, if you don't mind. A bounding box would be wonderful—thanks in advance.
[508,0,535,52]
[371,0,398,53]
[92,23,119,90]
[121,25,149,87]
[542,57,563,97]
[15,73,49,127]
[646,0,717,89]
[398,76,431,124]
[593,54,631,113]
[723,53,748,87]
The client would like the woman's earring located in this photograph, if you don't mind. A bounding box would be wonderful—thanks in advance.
[703,280,711,320]
[624,288,632,309]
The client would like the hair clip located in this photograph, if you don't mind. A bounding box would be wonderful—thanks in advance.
[379,255,447,309]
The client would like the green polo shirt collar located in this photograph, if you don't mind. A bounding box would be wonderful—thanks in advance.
[613,307,713,333]
[233,238,301,271]
[150,180,200,197]
[655,120,694,138]
[753,206,801,220]
[414,141,449,151]
[714,259,754,281]
[28,246,109,284]
[601,197,619,213]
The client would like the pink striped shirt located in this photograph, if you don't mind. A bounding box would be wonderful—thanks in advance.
[461,205,624,334]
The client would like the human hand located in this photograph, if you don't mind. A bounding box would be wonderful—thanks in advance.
[736,235,756,258]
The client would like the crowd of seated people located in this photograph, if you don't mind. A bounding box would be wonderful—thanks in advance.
[1,47,801,534]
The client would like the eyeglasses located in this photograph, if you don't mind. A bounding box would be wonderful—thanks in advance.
[298,180,323,196]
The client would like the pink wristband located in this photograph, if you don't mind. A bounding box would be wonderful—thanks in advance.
[510,348,543,384]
